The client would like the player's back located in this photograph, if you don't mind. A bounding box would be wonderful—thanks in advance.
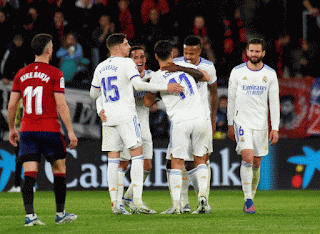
[92,57,140,125]
[151,70,204,123]
[12,62,64,132]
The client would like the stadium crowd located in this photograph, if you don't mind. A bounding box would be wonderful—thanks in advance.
[1,0,320,89]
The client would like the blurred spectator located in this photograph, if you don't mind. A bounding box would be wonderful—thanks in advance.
[0,34,30,85]
[0,0,18,26]
[287,39,320,79]
[91,14,114,69]
[142,7,170,70]
[69,0,95,58]
[140,0,170,24]
[0,11,12,56]
[214,95,228,140]
[191,15,216,64]
[49,11,70,67]
[117,0,135,41]
[56,32,90,88]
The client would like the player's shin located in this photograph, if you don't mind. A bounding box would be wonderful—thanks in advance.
[54,173,66,213]
[252,166,261,199]
[206,160,211,200]
[180,166,190,207]
[107,158,120,207]
[195,164,208,199]
[22,171,37,214]
[131,155,144,206]
[117,169,126,207]
[240,161,253,200]
[169,169,182,208]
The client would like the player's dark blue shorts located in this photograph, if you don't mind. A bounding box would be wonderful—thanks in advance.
[18,131,66,163]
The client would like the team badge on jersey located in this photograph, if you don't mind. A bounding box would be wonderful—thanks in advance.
[262,76,267,83]
[243,77,247,80]
[240,137,245,142]
[60,77,65,88]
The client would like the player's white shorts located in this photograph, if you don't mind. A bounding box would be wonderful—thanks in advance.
[120,118,153,161]
[166,117,212,161]
[102,115,142,152]
[233,121,269,156]
[168,117,209,161]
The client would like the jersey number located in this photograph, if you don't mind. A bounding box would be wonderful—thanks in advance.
[169,73,194,99]
[101,76,120,102]
[24,86,43,115]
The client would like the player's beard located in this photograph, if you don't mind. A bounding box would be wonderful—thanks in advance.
[248,55,263,64]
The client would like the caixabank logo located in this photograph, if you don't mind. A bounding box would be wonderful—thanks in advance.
[277,139,320,189]
[287,146,320,189]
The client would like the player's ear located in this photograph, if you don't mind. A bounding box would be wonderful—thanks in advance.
[155,54,159,61]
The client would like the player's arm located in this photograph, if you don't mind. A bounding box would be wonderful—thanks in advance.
[54,93,78,149]
[162,63,209,82]
[208,81,218,135]
[131,76,183,93]
[144,92,158,108]
[268,75,280,145]
[8,92,21,147]
[227,69,237,141]
[96,95,107,122]
[90,85,101,99]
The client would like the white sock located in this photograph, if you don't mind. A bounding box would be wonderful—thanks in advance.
[196,164,208,198]
[252,166,261,199]
[240,161,253,200]
[166,169,172,200]
[117,169,126,206]
[131,155,144,206]
[107,158,120,206]
[180,167,189,206]
[169,169,182,206]
[206,163,211,200]
[188,167,199,196]
[56,211,65,217]
[124,170,150,200]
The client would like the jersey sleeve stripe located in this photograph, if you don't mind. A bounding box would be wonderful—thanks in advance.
[91,84,100,88]
[130,74,140,80]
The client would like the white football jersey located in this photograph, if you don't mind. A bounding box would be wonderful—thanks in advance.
[227,63,280,130]
[91,56,140,126]
[173,57,217,118]
[150,65,205,123]
[134,70,153,121]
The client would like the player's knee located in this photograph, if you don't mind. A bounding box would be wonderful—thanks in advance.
[120,160,129,171]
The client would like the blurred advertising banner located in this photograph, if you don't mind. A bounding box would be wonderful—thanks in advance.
[1,138,319,192]
[0,85,101,140]
[278,77,314,138]
[307,78,320,136]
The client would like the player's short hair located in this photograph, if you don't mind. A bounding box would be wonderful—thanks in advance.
[219,95,228,101]
[246,38,266,51]
[154,40,173,61]
[31,33,53,56]
[184,35,202,48]
[106,33,126,50]
[129,45,145,57]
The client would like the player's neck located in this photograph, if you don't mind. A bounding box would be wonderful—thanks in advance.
[247,61,263,71]
[35,55,50,64]
[140,70,145,78]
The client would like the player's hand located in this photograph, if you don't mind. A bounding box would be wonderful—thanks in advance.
[167,83,184,93]
[68,132,78,149]
[9,129,19,147]
[162,63,182,73]
[227,125,235,141]
[99,109,107,122]
[269,130,279,145]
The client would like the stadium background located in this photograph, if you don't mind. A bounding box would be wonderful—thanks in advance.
[0,1,320,193]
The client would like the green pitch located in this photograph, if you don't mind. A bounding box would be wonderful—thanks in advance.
[1,190,319,233]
